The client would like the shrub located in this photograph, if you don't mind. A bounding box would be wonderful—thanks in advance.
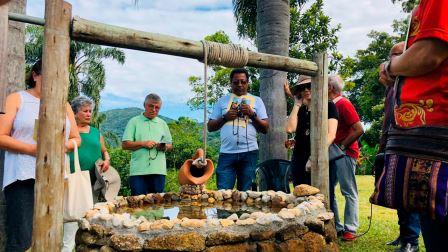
[356,142,378,175]
[108,147,131,196]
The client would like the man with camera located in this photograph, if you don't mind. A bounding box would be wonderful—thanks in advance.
[208,68,269,191]
[122,93,173,195]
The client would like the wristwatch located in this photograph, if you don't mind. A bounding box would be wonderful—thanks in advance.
[250,112,257,120]
[221,115,228,122]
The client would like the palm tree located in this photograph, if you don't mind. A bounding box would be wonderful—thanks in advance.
[234,0,290,161]
[25,25,126,119]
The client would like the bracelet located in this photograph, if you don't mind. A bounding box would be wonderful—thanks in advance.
[250,112,257,120]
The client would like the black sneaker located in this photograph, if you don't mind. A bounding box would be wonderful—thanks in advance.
[395,243,419,252]
[337,230,344,237]
[386,236,401,246]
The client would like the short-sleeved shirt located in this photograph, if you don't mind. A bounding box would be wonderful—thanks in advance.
[395,0,448,128]
[122,114,173,176]
[334,96,361,159]
[293,102,339,161]
[210,93,268,153]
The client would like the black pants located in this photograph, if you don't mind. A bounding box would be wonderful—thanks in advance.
[290,155,310,186]
[4,179,34,252]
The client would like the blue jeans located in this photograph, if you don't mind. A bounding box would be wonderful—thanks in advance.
[216,150,258,191]
[420,214,448,252]
[329,155,359,233]
[397,209,420,246]
[129,174,166,195]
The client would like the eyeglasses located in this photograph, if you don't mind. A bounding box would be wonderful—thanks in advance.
[232,80,248,85]
[147,104,161,111]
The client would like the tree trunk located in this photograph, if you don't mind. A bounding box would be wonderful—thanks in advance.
[0,0,26,250]
[256,0,290,161]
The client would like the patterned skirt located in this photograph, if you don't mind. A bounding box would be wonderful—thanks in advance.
[370,154,448,221]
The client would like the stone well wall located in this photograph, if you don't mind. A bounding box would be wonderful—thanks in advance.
[76,185,339,252]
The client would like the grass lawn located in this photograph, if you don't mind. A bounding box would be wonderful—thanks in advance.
[336,175,425,252]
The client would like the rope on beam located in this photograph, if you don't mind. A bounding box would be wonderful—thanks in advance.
[200,41,249,68]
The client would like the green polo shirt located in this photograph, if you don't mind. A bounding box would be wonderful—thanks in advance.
[122,113,172,176]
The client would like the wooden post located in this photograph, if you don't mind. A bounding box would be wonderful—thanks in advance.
[71,17,318,76]
[310,52,329,202]
[32,1,71,250]
[0,2,8,111]
[0,3,9,250]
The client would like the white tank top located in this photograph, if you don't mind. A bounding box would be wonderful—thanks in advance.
[3,91,70,189]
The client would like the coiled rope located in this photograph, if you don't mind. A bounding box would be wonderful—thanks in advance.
[200,41,249,68]
[199,41,249,162]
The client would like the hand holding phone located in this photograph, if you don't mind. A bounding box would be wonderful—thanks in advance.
[156,142,166,151]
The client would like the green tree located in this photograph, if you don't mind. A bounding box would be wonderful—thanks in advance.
[188,0,341,161]
[167,117,218,169]
[187,31,232,110]
[391,0,419,12]
[25,25,126,121]
[338,21,407,147]
[190,1,341,111]
[234,0,340,71]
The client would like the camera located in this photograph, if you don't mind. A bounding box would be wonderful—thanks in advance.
[232,98,249,118]
[231,97,243,117]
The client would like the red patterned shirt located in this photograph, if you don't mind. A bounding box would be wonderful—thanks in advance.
[395,0,448,128]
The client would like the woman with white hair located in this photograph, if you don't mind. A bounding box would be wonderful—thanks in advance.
[63,96,110,251]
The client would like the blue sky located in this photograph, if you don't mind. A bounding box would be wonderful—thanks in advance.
[26,0,405,121]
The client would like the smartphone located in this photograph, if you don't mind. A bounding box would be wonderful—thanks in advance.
[157,142,166,150]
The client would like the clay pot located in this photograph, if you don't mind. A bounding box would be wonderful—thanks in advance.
[178,149,214,185]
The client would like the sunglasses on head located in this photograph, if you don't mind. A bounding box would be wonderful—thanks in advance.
[232,79,248,85]
[296,83,311,92]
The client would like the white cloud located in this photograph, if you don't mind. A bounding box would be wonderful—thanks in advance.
[324,0,406,56]
[26,0,408,119]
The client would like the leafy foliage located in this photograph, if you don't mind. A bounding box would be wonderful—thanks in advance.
[189,1,340,111]
[289,0,340,63]
[187,30,261,110]
[356,142,379,175]
[107,116,220,196]
[167,117,219,169]
[25,25,125,121]
[391,0,419,12]
[187,31,233,110]
[338,21,407,147]
[108,147,131,196]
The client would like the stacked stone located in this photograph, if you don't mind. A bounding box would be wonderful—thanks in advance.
[180,184,205,195]
[77,185,338,252]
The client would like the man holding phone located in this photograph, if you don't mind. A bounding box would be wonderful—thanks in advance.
[122,93,173,195]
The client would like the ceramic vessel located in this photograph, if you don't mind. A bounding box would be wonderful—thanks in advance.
[178,149,214,185]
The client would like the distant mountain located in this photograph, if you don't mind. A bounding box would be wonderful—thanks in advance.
[100,107,174,138]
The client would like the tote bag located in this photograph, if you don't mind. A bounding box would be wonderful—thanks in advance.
[329,143,344,162]
[64,140,93,221]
